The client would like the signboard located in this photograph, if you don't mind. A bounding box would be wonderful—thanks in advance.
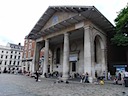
[116,67,125,72]
[69,54,78,61]
[113,65,127,68]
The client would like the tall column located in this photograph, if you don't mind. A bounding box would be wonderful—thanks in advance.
[84,26,94,82]
[50,56,53,73]
[42,39,49,77]
[101,49,107,79]
[33,42,40,72]
[62,33,70,81]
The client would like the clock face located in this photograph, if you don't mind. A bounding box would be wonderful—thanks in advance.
[52,16,58,24]
[70,42,77,51]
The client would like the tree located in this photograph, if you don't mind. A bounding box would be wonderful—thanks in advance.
[111,4,128,46]
[111,4,128,65]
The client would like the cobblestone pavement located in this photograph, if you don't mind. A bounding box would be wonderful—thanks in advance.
[0,74,128,96]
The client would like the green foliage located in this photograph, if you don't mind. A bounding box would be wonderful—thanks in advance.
[111,33,128,46]
[112,4,128,46]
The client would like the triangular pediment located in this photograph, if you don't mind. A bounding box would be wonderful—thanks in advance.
[43,12,78,30]
[27,6,115,40]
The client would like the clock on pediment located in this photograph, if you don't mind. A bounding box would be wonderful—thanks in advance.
[52,15,58,24]
[70,42,77,51]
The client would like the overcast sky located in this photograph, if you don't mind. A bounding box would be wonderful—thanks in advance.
[0,0,127,46]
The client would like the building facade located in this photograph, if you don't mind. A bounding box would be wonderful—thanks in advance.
[0,43,23,73]
[27,6,115,82]
[22,38,44,73]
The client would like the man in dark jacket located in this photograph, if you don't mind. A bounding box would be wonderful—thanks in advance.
[35,71,39,82]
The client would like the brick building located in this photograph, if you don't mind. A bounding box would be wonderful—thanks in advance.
[22,38,44,73]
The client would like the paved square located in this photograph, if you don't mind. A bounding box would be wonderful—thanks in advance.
[0,74,127,96]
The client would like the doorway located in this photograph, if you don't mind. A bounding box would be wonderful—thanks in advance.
[70,61,77,73]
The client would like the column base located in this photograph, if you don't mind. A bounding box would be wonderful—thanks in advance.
[61,76,69,82]
[40,75,45,78]
[88,77,93,83]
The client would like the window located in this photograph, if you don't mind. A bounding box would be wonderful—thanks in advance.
[25,39,28,43]
[0,60,2,65]
[11,45,14,48]
[18,56,20,59]
[5,55,8,59]
[28,51,31,58]
[15,51,17,54]
[14,56,17,59]
[6,51,8,53]
[1,55,3,58]
[29,39,32,42]
[13,61,16,65]
[56,48,60,64]
[11,51,13,53]
[9,61,12,65]
[29,43,32,49]
[24,52,26,58]
[25,46,27,50]
[10,55,12,59]
[5,61,7,65]
[17,61,20,65]
[2,51,4,53]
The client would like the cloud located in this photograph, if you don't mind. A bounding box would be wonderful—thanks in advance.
[0,35,13,46]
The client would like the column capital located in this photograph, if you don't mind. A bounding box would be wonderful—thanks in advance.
[64,32,69,36]
[45,39,49,42]
[83,25,93,30]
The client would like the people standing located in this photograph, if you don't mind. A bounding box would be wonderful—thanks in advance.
[108,71,111,80]
[35,71,39,82]
[80,73,85,83]
[124,71,128,87]
[120,71,124,85]
[95,71,98,81]
[118,72,121,81]
[85,72,89,83]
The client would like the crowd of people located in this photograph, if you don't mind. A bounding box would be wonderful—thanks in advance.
[113,71,128,86]
[1,67,128,86]
[80,72,89,83]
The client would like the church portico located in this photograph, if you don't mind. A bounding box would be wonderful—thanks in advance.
[33,26,107,82]
[27,6,114,82]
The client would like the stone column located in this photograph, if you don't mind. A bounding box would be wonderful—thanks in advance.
[42,39,49,77]
[101,49,107,80]
[84,26,94,83]
[50,56,53,73]
[62,33,70,81]
[33,42,41,72]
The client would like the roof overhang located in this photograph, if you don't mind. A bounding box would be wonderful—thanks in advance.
[27,6,115,40]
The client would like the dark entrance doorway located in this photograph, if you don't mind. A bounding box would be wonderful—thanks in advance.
[72,62,76,72]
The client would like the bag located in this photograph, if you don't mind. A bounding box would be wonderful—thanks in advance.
[100,80,104,85]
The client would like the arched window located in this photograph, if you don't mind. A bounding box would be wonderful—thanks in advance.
[56,48,60,64]
[94,35,103,64]
[94,39,97,63]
